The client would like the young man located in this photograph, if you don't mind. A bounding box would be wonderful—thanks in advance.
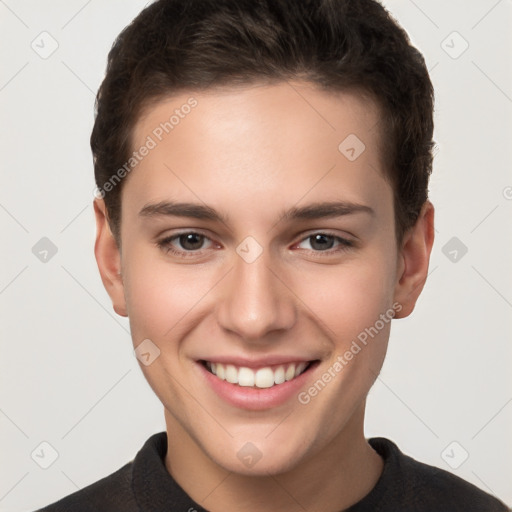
[37,0,509,510]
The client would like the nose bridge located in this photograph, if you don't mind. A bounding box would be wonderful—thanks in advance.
[216,245,296,341]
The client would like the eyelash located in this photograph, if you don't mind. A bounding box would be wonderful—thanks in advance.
[156,230,354,258]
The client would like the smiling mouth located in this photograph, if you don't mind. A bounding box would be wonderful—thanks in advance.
[201,360,318,389]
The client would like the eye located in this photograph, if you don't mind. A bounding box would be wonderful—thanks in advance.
[295,232,354,254]
[156,230,354,259]
[157,231,215,257]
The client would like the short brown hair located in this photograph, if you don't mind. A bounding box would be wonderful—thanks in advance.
[91,0,435,245]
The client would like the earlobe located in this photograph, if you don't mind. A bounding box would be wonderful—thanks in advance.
[93,198,128,317]
[393,201,435,319]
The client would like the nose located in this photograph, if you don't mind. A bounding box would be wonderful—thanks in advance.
[216,248,297,344]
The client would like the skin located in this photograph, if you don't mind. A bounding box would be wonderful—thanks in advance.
[94,81,434,512]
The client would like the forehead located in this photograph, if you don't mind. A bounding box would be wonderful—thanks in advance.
[133,81,383,155]
[125,81,390,224]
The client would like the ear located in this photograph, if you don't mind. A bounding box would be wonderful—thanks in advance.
[393,200,435,319]
[93,198,127,317]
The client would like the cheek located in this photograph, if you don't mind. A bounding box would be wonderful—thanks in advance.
[122,252,215,342]
[294,255,396,340]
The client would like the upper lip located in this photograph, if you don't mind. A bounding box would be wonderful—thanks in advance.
[199,355,318,369]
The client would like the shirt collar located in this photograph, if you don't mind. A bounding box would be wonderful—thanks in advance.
[132,431,209,512]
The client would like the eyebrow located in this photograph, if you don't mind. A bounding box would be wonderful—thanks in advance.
[139,200,374,224]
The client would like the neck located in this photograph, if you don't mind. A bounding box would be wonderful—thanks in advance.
[164,403,383,512]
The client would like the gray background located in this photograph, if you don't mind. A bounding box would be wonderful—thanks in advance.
[1,0,511,510]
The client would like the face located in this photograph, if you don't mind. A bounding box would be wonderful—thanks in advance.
[94,81,433,476]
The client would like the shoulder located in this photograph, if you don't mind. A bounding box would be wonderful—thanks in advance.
[366,438,509,512]
[34,461,137,512]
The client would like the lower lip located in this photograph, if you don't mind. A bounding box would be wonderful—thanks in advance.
[196,361,318,411]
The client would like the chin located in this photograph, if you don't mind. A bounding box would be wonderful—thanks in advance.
[206,431,313,477]
[222,449,304,477]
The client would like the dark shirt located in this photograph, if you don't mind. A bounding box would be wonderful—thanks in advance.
[35,431,510,511]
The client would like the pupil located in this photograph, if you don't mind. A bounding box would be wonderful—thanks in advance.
[180,233,204,250]
[311,234,333,251]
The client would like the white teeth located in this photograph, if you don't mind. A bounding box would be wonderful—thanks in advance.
[216,363,226,380]
[238,367,255,387]
[254,367,274,388]
[295,362,307,377]
[274,366,285,385]
[225,364,238,383]
[285,365,295,381]
[205,361,310,388]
